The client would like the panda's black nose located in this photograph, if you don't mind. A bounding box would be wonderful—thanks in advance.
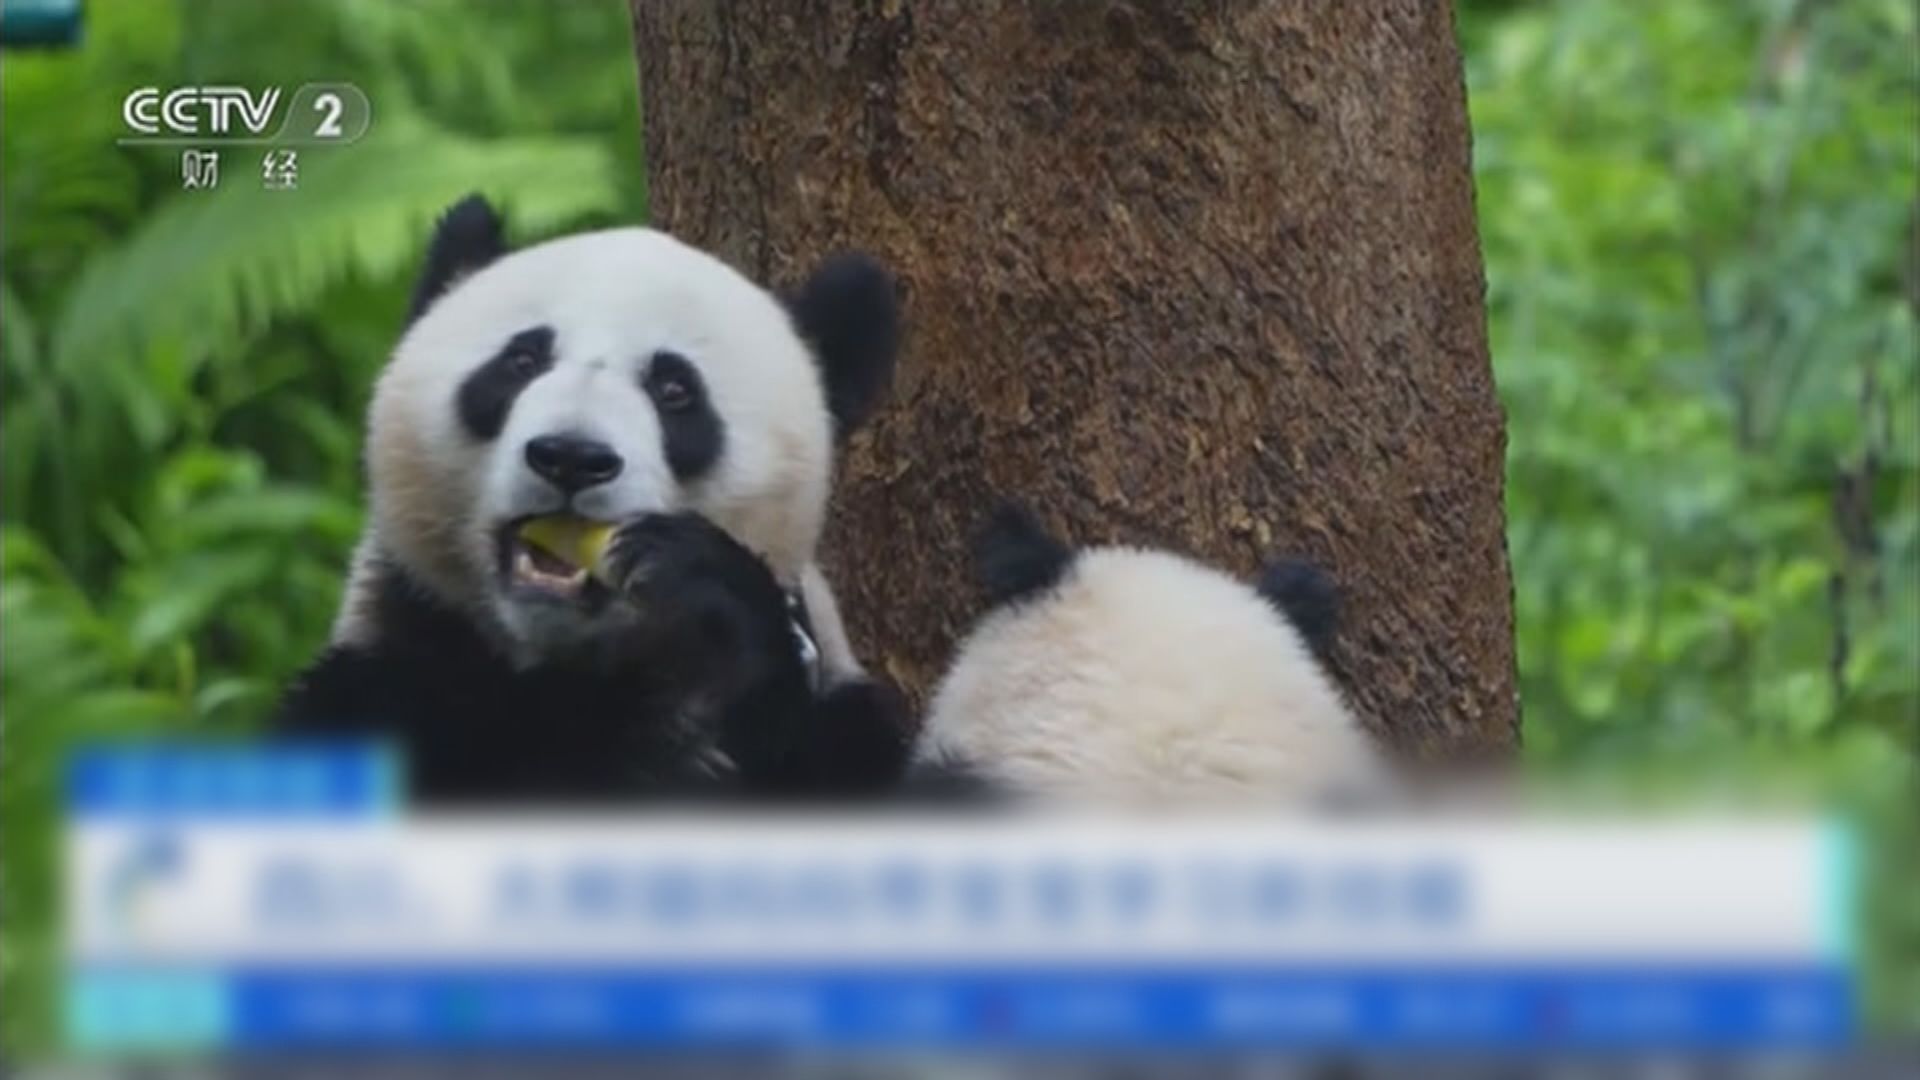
[524,433,623,492]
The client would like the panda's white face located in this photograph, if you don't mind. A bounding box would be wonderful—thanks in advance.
[367,226,836,659]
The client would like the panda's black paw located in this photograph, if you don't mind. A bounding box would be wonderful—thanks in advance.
[735,675,919,800]
[812,677,919,794]
[598,512,792,671]
[603,513,783,603]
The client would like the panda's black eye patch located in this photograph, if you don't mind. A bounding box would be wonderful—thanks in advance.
[457,326,555,441]
[644,350,723,481]
[651,374,694,412]
[505,349,544,379]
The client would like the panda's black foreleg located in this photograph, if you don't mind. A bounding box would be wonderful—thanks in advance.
[593,512,798,688]
[599,512,915,799]
[894,752,1006,805]
[783,675,917,798]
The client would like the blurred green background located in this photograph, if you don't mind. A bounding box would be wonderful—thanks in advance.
[1,0,1914,1056]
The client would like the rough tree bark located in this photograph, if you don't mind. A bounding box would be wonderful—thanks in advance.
[631,1,1518,760]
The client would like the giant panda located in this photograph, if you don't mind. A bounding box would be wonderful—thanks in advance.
[278,195,910,803]
[906,502,1390,809]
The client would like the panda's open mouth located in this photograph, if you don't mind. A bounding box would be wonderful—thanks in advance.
[496,518,609,604]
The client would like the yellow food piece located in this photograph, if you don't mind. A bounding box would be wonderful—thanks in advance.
[519,516,615,575]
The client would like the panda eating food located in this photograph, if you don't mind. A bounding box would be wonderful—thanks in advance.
[278,195,910,803]
[905,503,1390,809]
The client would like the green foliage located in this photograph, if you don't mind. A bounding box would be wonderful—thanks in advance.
[1461,0,1919,1027]
[0,0,645,1055]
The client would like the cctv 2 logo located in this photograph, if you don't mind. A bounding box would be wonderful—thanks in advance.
[120,83,371,145]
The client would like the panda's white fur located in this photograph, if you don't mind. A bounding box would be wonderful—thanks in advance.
[915,515,1386,809]
[350,225,841,665]
[797,561,866,680]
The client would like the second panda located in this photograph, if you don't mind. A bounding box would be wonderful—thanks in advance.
[907,503,1390,809]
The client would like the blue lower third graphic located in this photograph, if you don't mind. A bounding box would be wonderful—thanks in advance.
[67,965,1850,1051]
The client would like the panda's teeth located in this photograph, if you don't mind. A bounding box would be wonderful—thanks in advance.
[511,546,587,594]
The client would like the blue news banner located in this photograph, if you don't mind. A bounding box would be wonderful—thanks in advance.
[63,744,1855,1052]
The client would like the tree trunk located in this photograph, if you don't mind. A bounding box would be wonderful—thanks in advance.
[631,0,1518,760]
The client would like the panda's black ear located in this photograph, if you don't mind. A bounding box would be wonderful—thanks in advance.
[973,501,1073,609]
[407,194,506,326]
[1256,557,1340,663]
[785,253,900,440]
